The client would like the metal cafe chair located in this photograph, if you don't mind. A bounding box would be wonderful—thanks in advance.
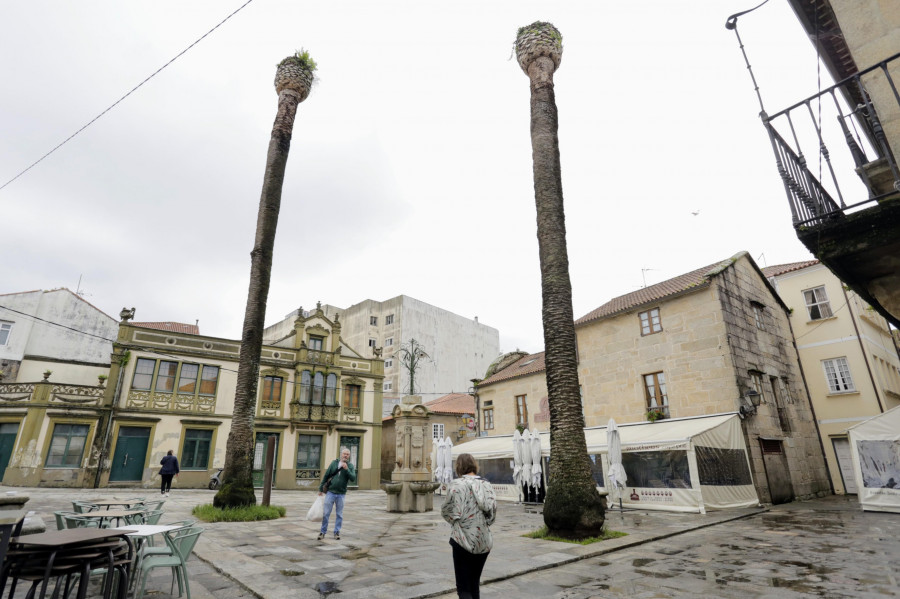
[134,527,203,599]
[138,520,195,557]
[62,514,101,529]
[71,501,99,514]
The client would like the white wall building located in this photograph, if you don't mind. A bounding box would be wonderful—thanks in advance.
[764,260,900,495]
[265,296,500,415]
[0,289,118,385]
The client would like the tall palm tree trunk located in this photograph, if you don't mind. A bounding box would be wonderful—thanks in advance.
[214,52,316,508]
[515,22,605,537]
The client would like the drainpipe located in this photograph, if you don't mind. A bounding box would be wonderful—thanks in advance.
[842,286,885,413]
[94,350,126,489]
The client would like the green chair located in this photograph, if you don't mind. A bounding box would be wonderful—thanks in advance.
[53,510,84,531]
[140,519,195,555]
[143,499,165,511]
[71,500,99,513]
[62,514,101,529]
[135,526,204,599]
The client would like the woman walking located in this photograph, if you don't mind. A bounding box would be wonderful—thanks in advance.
[159,449,179,497]
[441,453,497,599]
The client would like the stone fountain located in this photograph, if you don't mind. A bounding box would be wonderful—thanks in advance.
[381,395,440,512]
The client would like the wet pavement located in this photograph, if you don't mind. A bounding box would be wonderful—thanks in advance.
[5,486,899,598]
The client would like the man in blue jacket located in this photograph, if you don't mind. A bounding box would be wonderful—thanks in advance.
[318,447,356,540]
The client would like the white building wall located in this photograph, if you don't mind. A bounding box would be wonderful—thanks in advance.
[265,296,500,415]
[0,289,117,384]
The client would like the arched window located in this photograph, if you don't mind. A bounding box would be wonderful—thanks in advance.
[312,372,324,405]
[299,371,312,404]
[325,374,337,405]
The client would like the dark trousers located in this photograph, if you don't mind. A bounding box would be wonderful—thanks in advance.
[450,538,489,599]
[160,474,174,493]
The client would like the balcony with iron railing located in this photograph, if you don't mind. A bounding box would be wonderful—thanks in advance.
[763,51,900,226]
[760,51,900,327]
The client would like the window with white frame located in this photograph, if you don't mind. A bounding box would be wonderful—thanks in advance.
[383,381,393,392]
[0,322,12,346]
[385,314,394,325]
[384,359,393,368]
[369,338,376,348]
[823,357,855,393]
[385,337,393,346]
[370,316,377,326]
[483,408,494,430]
[638,309,662,335]
[803,286,833,320]
[432,423,444,440]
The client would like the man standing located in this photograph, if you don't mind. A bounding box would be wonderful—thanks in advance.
[318,447,356,540]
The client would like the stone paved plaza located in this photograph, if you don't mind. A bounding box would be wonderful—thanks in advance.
[5,486,900,598]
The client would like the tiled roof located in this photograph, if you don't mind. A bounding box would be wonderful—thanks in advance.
[575,261,723,326]
[477,352,546,388]
[424,393,475,415]
[761,260,820,278]
[131,322,200,335]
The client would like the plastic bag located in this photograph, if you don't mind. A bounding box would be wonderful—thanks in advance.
[306,495,324,521]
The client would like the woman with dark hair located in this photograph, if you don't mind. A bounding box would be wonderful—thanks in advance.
[159,449,179,497]
[441,453,497,599]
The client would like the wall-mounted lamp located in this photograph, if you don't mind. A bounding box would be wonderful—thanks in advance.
[739,389,762,417]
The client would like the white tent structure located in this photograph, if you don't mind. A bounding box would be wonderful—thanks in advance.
[450,413,759,513]
[848,404,900,513]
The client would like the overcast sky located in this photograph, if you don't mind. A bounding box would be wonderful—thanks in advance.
[1,1,838,354]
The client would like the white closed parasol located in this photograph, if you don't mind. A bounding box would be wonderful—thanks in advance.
[433,438,444,483]
[521,429,533,492]
[530,428,542,489]
[441,436,454,484]
[512,430,523,497]
[606,418,627,510]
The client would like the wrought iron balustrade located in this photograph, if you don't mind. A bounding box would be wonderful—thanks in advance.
[763,52,900,227]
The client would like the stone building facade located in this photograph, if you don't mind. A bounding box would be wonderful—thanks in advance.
[476,252,831,504]
[0,305,384,490]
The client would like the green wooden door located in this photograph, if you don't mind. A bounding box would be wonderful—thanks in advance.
[0,422,20,481]
[109,427,151,481]
[252,433,279,488]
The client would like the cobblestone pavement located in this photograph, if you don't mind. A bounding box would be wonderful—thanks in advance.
[6,486,899,598]
[434,498,900,599]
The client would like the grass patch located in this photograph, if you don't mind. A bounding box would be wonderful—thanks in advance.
[191,503,286,522]
[523,526,627,545]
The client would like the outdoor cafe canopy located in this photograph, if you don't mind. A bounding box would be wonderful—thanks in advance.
[452,412,759,513]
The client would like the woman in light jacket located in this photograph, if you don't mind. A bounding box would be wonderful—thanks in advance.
[441,453,497,599]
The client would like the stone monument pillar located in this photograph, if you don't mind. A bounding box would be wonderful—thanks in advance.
[381,395,440,512]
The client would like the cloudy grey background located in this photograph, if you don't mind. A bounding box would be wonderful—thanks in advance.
[1,1,831,353]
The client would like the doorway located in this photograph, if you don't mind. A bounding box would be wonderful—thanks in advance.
[338,435,360,488]
[759,438,794,504]
[109,426,151,481]
[832,437,858,494]
[0,422,20,481]
[252,432,279,488]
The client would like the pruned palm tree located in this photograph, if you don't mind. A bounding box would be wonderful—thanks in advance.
[214,51,316,508]
[515,22,605,537]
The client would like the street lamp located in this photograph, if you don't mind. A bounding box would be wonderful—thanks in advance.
[739,389,762,416]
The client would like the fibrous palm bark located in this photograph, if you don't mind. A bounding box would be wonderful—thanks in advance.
[515,22,605,537]
[214,51,316,508]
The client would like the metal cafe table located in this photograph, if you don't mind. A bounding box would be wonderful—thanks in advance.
[0,527,134,599]
[88,499,147,511]
[77,509,145,528]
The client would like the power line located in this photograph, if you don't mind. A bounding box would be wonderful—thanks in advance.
[0,303,461,397]
[0,0,256,192]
